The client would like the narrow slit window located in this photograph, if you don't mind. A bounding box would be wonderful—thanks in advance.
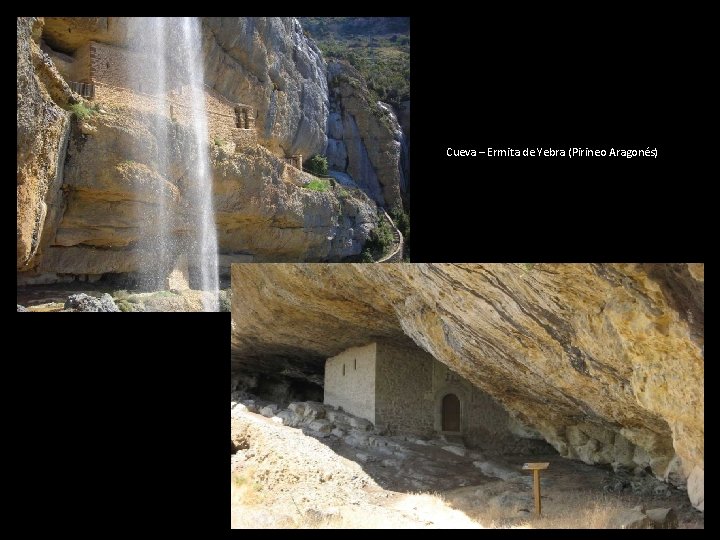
[354,358,357,370]
[343,364,345,376]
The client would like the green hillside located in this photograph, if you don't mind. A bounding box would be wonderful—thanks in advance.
[300,17,410,107]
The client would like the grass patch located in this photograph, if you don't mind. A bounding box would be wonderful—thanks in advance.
[214,137,224,146]
[306,178,330,192]
[300,17,410,106]
[231,468,264,506]
[442,485,654,529]
[68,102,96,120]
[116,299,143,312]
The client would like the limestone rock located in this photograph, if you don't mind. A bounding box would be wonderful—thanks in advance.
[242,400,258,414]
[231,263,704,510]
[349,417,372,431]
[302,402,326,420]
[42,17,328,159]
[326,62,406,209]
[231,403,248,419]
[687,466,704,511]
[260,404,279,418]
[288,402,306,416]
[275,410,298,427]
[201,18,328,159]
[309,419,333,434]
[64,293,120,312]
[17,17,72,272]
[42,18,128,53]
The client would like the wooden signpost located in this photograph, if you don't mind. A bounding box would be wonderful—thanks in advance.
[522,462,550,516]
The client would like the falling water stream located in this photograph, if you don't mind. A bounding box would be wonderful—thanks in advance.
[127,17,218,311]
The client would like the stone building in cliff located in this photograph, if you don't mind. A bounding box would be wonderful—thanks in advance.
[324,341,516,447]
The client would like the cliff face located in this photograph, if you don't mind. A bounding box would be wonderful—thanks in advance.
[326,61,405,209]
[18,17,374,283]
[17,17,72,271]
[40,17,329,159]
[202,17,328,159]
[230,263,704,511]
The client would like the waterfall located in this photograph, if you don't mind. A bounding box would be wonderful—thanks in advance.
[127,17,218,311]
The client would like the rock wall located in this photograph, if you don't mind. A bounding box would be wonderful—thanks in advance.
[321,339,518,447]
[201,17,328,159]
[324,343,377,423]
[431,359,524,449]
[375,341,435,435]
[230,263,704,510]
[17,17,73,272]
[326,61,406,209]
[18,17,378,282]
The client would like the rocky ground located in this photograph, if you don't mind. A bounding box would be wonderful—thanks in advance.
[231,393,704,529]
[17,286,231,312]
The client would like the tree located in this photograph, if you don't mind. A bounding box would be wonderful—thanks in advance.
[306,154,329,176]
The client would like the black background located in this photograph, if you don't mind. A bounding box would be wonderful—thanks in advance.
[410,15,702,261]
[15,13,704,534]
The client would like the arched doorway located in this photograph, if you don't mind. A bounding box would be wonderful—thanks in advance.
[442,393,460,431]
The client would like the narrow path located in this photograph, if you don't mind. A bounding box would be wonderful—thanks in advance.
[377,209,404,263]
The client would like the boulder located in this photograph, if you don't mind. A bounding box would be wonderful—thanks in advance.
[242,400,258,414]
[349,417,372,431]
[303,402,326,420]
[687,466,704,511]
[260,404,279,418]
[230,403,248,419]
[308,419,333,434]
[288,402,306,416]
[64,293,120,312]
[276,410,299,427]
